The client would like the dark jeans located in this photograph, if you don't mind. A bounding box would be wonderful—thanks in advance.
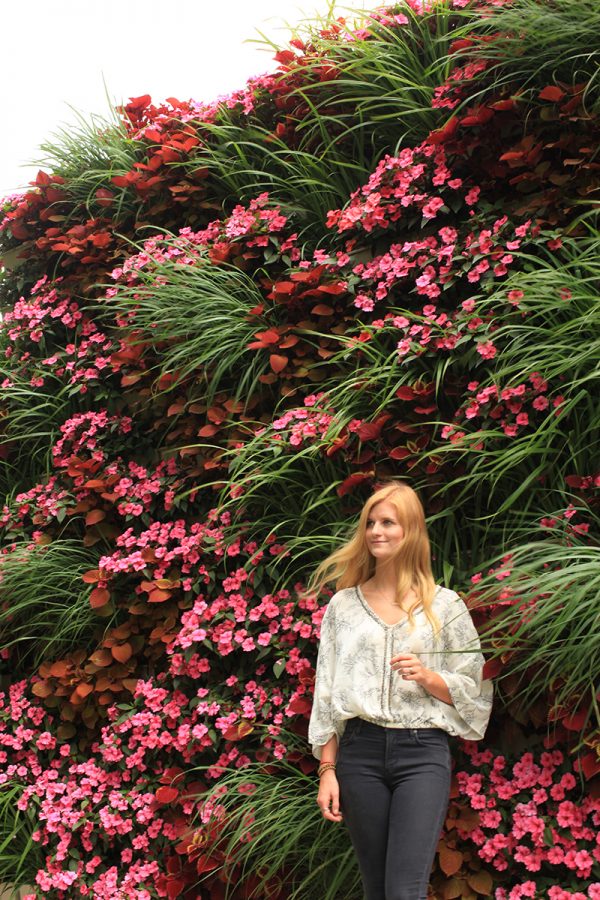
[336,718,451,900]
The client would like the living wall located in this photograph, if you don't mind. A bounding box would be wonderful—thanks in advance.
[0,0,599,897]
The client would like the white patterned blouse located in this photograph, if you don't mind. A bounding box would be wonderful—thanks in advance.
[308,585,493,759]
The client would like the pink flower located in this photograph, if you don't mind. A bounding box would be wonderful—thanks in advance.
[477,340,497,360]
[465,186,481,206]
[508,289,524,306]
[422,197,445,219]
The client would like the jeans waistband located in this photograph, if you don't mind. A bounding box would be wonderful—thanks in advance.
[346,717,447,736]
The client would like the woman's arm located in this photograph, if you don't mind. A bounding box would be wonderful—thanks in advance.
[316,734,343,823]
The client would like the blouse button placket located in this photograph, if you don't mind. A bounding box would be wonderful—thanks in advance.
[382,628,391,719]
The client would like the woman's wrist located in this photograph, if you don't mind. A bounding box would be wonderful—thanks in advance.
[418,667,434,690]
[419,668,453,706]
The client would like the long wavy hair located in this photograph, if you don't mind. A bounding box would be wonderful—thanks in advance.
[309,481,439,632]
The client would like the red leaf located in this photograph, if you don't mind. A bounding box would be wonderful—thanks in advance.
[482,658,503,680]
[431,117,460,146]
[311,304,334,316]
[562,709,588,731]
[337,471,374,497]
[112,642,133,664]
[49,660,71,677]
[395,385,417,400]
[197,424,219,437]
[460,107,495,127]
[449,38,474,53]
[317,283,346,295]
[274,50,296,65]
[84,479,107,490]
[195,854,220,875]
[490,98,517,111]
[271,281,296,295]
[156,785,180,804]
[356,414,392,442]
[166,879,186,899]
[467,870,493,894]
[438,843,463,877]
[82,568,102,584]
[326,435,349,457]
[74,682,94,699]
[111,175,132,188]
[223,721,254,741]
[148,588,172,603]
[85,509,106,526]
[539,85,566,102]
[207,406,226,424]
[388,446,411,460]
[252,328,280,346]
[121,372,144,386]
[575,751,600,780]
[90,588,110,609]
[565,475,585,488]
[500,150,525,162]
[290,268,324,283]
[160,767,185,786]
[95,188,114,207]
[90,232,111,248]
[88,649,113,668]
[269,354,288,373]
[126,94,152,110]
[287,697,312,715]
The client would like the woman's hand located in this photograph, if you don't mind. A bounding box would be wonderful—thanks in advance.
[391,652,453,704]
[390,652,428,685]
[317,770,343,822]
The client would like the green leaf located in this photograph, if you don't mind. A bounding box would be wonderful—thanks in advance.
[273,659,287,679]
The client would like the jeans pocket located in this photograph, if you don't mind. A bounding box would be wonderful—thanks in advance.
[413,729,449,748]
[413,729,451,768]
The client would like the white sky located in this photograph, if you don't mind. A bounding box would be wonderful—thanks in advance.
[1,0,370,199]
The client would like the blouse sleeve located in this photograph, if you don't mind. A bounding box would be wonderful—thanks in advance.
[438,592,493,741]
[308,600,338,760]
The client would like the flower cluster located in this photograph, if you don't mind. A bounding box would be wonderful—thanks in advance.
[0,275,119,391]
[457,743,600,896]
[327,142,473,237]
[0,476,72,533]
[107,193,299,300]
[267,393,336,448]
[52,411,133,469]
[0,511,325,897]
[443,371,562,441]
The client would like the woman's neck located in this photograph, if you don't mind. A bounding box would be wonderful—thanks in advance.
[370,563,401,595]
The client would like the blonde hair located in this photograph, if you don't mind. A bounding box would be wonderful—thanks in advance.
[309,481,439,633]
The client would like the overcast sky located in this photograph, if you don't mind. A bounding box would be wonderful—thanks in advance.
[1,0,370,199]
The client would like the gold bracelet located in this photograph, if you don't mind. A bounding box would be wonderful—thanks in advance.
[317,762,336,777]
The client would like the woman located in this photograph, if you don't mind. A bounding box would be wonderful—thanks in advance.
[307,481,493,900]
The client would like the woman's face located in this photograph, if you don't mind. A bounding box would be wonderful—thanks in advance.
[365,500,405,561]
